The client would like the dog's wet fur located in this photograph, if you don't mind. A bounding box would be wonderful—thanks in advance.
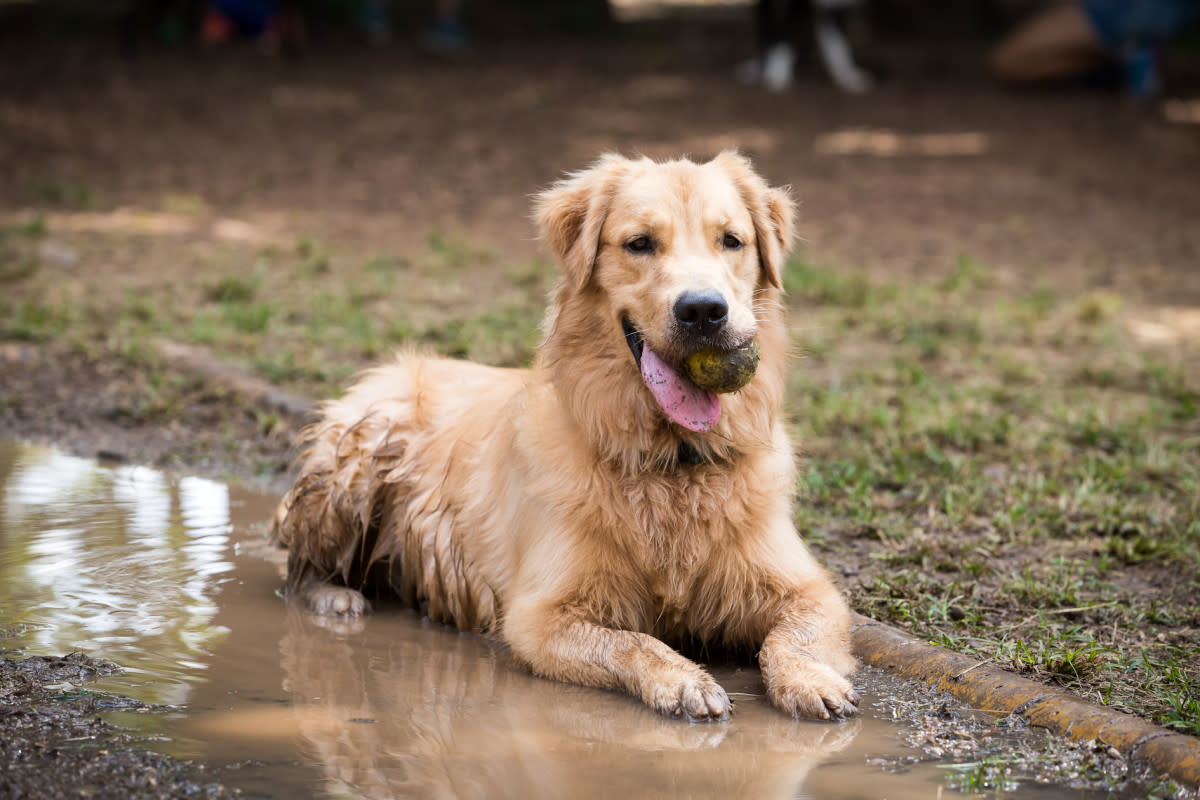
[272,152,859,722]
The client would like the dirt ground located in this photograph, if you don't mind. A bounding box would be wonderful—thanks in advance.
[0,652,235,800]
[2,7,1199,797]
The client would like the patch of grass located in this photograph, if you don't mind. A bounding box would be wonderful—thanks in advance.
[0,217,50,282]
[1128,645,1200,736]
[941,753,1020,794]
[160,193,209,216]
[995,628,1113,681]
[0,300,72,341]
[1075,289,1122,324]
[783,257,885,307]
[23,178,94,208]
[1066,414,1145,456]
[1106,530,1162,564]
[419,304,542,366]
[1001,562,1085,608]
[1,216,48,238]
[1017,286,1061,320]
[364,254,397,272]
[253,349,339,385]
[122,290,156,324]
[204,274,260,304]
[788,260,1199,734]
[423,230,495,272]
[295,237,332,276]
[505,257,555,289]
[222,302,274,334]
[0,255,39,282]
[45,228,548,399]
[937,254,992,294]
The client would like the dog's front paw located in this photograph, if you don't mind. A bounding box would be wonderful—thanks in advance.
[767,661,859,721]
[297,581,371,617]
[645,672,732,722]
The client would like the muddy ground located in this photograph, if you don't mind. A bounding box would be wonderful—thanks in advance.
[1,5,1199,797]
[0,651,235,800]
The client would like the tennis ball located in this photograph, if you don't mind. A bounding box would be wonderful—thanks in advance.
[684,341,759,394]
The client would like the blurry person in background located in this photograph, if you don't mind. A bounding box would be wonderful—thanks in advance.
[358,0,468,52]
[736,0,874,94]
[202,0,307,53]
[991,0,1199,98]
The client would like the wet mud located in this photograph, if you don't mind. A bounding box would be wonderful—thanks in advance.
[0,441,1184,799]
[0,650,233,799]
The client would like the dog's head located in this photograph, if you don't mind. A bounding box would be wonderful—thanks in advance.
[536,153,794,442]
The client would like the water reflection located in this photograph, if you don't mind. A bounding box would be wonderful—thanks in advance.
[0,442,233,704]
[262,611,859,800]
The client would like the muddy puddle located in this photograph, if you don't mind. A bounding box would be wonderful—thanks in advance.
[0,441,1133,799]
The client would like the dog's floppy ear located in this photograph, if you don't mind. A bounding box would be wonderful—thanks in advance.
[712,151,794,291]
[535,154,631,291]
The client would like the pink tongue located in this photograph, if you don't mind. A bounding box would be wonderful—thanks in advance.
[639,346,721,433]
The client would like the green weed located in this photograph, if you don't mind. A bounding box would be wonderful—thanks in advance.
[783,258,882,307]
[420,304,541,366]
[424,230,494,271]
[223,302,274,334]
[1,216,48,238]
[204,274,260,304]
[0,300,71,341]
[941,754,1020,794]
[24,178,94,208]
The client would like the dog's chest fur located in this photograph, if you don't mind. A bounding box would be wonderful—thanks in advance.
[591,460,774,640]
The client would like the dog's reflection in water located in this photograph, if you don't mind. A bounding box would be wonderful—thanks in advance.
[278,608,859,800]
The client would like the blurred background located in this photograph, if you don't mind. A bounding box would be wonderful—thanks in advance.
[2,0,1198,314]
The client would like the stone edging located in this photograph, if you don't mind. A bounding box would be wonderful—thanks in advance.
[852,613,1200,789]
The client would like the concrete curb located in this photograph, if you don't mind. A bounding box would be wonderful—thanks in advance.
[852,613,1200,789]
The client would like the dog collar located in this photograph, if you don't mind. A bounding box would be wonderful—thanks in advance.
[677,441,706,465]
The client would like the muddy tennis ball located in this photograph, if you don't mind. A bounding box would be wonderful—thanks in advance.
[684,342,759,394]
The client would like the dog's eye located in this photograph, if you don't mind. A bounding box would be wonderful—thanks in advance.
[625,235,654,254]
[722,233,743,250]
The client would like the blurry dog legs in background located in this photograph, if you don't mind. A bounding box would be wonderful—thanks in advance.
[735,0,800,92]
[991,0,1200,98]
[737,0,873,94]
[813,0,874,93]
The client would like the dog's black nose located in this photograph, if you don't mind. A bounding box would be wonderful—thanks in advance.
[674,290,729,336]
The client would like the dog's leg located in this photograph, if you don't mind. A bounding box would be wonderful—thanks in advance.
[506,605,732,721]
[272,406,405,619]
[758,591,859,720]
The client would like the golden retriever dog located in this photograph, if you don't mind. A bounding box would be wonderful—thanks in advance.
[271,152,858,722]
